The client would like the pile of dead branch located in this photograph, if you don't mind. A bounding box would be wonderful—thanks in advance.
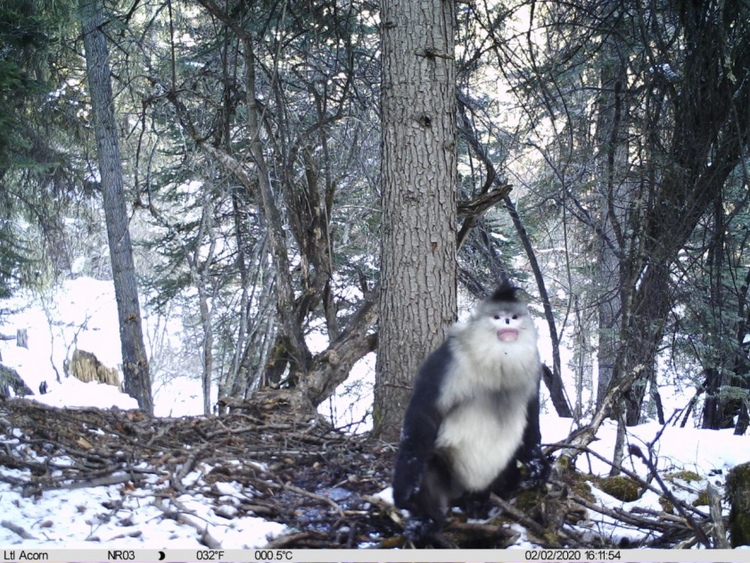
[0,391,402,547]
[0,392,730,549]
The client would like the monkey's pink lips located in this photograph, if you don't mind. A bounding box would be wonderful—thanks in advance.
[497,328,519,342]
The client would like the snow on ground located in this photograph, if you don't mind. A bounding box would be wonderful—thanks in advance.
[539,416,750,479]
[0,486,286,549]
[0,345,287,548]
[2,277,750,549]
[0,471,284,549]
[0,393,287,549]
[540,416,750,545]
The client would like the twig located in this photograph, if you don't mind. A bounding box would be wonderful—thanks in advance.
[548,441,709,520]
[283,482,345,517]
[0,472,29,486]
[62,473,143,490]
[1,520,37,540]
[572,490,685,534]
[153,498,222,549]
[264,531,314,548]
[491,493,583,546]
[627,444,711,548]
[172,447,203,494]
[708,482,729,548]
[556,366,642,464]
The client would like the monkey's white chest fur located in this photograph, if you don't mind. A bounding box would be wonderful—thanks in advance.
[435,395,529,491]
[434,331,541,492]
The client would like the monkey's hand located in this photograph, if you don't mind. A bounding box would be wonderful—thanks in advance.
[392,455,423,510]
[520,447,551,489]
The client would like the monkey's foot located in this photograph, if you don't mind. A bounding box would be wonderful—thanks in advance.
[403,516,446,547]
[458,492,493,519]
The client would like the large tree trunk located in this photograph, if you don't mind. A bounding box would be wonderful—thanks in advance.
[79,0,152,413]
[374,0,457,441]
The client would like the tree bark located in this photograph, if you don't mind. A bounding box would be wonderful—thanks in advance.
[79,0,152,413]
[374,0,457,441]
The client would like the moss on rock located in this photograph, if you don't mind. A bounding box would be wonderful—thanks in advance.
[727,461,750,547]
[666,470,702,484]
[593,475,642,502]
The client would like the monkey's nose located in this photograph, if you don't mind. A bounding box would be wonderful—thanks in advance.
[504,318,510,324]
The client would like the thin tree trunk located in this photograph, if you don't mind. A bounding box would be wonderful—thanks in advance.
[192,200,216,416]
[455,98,571,417]
[198,286,213,415]
[594,69,629,410]
[505,197,572,418]
[79,0,152,413]
[241,37,311,379]
[220,192,251,404]
[375,0,457,441]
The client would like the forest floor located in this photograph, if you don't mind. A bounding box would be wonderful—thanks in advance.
[0,392,732,550]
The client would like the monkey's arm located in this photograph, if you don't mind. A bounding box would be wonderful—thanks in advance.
[392,404,442,509]
[392,345,450,510]
[517,389,551,487]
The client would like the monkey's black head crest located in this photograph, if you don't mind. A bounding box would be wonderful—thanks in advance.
[489,281,522,303]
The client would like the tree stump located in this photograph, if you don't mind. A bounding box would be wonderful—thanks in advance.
[16,328,28,349]
[64,349,122,391]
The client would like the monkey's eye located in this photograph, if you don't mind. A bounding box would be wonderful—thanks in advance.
[512,314,519,320]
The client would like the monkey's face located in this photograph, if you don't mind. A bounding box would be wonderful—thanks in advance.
[489,310,525,342]
[471,299,534,345]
